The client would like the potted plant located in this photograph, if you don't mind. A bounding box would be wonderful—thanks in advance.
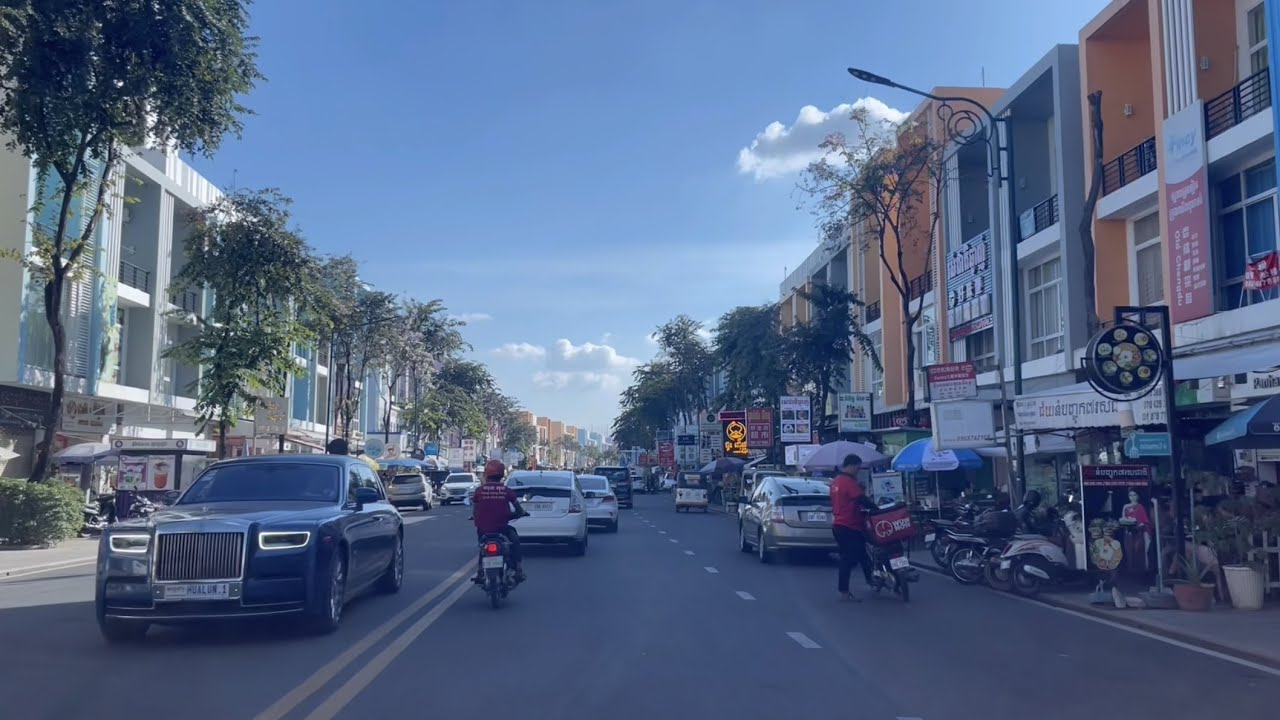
[1202,500,1265,610]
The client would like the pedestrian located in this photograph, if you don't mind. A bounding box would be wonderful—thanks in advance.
[829,453,878,601]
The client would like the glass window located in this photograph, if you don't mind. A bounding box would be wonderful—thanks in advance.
[1218,159,1280,309]
[347,467,361,504]
[1132,212,1164,306]
[1249,3,1269,74]
[1025,257,1063,360]
[179,463,342,504]
[964,328,997,373]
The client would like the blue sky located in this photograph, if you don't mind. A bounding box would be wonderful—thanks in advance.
[192,0,1110,433]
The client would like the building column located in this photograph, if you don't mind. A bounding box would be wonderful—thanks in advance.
[1161,0,1199,116]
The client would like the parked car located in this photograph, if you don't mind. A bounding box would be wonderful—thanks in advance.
[507,470,589,554]
[659,472,677,492]
[576,474,619,532]
[386,472,433,510]
[439,472,479,505]
[738,477,836,564]
[739,470,787,520]
[94,455,403,643]
[593,466,632,508]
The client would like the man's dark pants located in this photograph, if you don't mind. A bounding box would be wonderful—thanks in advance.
[832,525,873,593]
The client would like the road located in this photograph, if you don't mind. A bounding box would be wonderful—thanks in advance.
[1,493,1277,719]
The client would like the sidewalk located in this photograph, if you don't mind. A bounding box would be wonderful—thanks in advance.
[0,538,98,578]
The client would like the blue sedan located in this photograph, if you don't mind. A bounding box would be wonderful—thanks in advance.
[95,454,403,643]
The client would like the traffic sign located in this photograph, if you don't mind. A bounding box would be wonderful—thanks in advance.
[1124,432,1172,458]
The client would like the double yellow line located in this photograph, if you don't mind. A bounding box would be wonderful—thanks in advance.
[255,558,475,720]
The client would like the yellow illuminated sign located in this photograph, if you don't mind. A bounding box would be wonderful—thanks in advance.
[723,419,749,457]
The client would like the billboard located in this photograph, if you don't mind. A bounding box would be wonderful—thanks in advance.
[925,362,978,402]
[1162,100,1213,323]
[946,229,994,342]
[836,393,871,433]
[745,408,774,448]
[779,396,811,443]
[720,410,749,458]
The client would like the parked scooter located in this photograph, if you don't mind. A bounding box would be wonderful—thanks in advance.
[945,508,1018,585]
[984,491,1072,595]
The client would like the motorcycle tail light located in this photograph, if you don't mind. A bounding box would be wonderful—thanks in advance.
[483,542,501,555]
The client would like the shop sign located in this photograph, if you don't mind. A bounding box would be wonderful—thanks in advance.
[930,400,994,450]
[784,444,820,466]
[836,393,872,433]
[657,441,675,468]
[1081,464,1153,487]
[363,436,386,459]
[461,438,477,462]
[119,456,147,491]
[946,229,994,341]
[925,362,977,402]
[146,455,175,491]
[746,408,774,448]
[1162,100,1213,323]
[1234,370,1280,400]
[112,437,216,453]
[1244,251,1280,291]
[62,398,112,432]
[720,410,749,458]
[424,442,440,457]
[1015,389,1166,431]
[871,472,904,504]
[446,447,463,466]
[1083,323,1164,397]
[699,411,721,435]
[254,396,289,436]
[1124,431,1172,458]
[779,396,811,444]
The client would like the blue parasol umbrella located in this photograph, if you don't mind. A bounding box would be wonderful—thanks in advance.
[381,458,425,470]
[891,437,983,473]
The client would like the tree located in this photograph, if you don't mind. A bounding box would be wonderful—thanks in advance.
[652,315,715,423]
[712,303,789,410]
[503,418,538,461]
[403,359,494,442]
[612,359,680,448]
[318,256,398,441]
[783,284,880,425]
[380,299,461,443]
[0,0,262,480]
[800,107,948,426]
[163,189,319,459]
[1080,91,1104,336]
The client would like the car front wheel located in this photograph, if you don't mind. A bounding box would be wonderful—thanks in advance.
[309,551,347,634]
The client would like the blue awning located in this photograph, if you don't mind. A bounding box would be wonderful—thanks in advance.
[1205,396,1280,448]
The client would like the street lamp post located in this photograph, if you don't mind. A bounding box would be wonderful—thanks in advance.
[848,68,1027,497]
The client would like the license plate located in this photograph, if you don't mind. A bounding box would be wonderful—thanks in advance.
[1000,559,1012,570]
[889,556,910,570]
[924,533,936,543]
[805,512,829,522]
[161,582,230,600]
[481,556,504,569]
[525,502,552,512]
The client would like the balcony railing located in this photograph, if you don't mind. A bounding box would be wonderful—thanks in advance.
[1019,194,1060,241]
[908,270,933,300]
[1206,67,1272,140]
[169,289,201,314]
[117,260,151,293]
[865,301,881,323]
[1101,136,1157,195]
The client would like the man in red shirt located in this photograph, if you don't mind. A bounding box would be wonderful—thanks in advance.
[829,454,877,601]
[472,459,526,581]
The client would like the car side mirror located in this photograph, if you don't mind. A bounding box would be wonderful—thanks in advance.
[355,487,380,508]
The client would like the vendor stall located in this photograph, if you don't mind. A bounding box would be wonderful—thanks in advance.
[110,437,216,493]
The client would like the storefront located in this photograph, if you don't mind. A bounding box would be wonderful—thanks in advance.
[112,437,216,493]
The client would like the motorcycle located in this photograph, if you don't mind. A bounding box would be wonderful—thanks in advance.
[983,506,1071,595]
[864,503,919,603]
[476,533,521,608]
[944,508,1018,585]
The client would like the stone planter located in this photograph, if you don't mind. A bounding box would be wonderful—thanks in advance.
[1223,565,1266,610]
[1172,581,1213,611]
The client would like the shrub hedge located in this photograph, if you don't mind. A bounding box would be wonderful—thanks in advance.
[0,478,85,546]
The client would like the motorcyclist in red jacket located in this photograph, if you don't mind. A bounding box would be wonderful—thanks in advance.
[829,454,879,601]
[472,459,526,582]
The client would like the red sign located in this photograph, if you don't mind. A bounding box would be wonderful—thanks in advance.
[925,362,978,401]
[1244,252,1280,291]
[1081,464,1153,487]
[657,441,675,468]
[745,408,774,449]
[1163,102,1214,323]
[638,453,650,466]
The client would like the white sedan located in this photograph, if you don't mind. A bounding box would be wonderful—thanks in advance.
[576,474,619,532]
[506,470,589,555]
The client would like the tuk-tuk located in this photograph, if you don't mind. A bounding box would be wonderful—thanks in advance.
[675,471,709,512]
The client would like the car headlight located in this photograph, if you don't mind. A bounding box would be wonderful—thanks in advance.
[108,534,151,554]
[258,531,312,550]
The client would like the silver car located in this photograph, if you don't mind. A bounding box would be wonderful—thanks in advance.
[507,470,589,555]
[576,474,619,532]
[738,477,837,564]
[386,472,433,510]
[439,472,478,505]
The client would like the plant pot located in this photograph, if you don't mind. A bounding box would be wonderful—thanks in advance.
[1223,565,1266,610]
[1172,581,1213,611]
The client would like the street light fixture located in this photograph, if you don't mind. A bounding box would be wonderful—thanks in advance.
[848,66,1028,497]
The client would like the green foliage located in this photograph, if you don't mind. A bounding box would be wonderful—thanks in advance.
[503,419,539,457]
[613,359,682,449]
[713,303,789,409]
[0,0,261,479]
[0,479,85,546]
[652,315,716,423]
[162,188,320,457]
[784,284,879,420]
[403,359,495,441]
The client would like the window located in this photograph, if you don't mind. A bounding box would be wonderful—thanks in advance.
[1249,3,1269,75]
[347,467,361,505]
[1218,158,1278,310]
[965,329,997,373]
[869,330,884,401]
[1025,257,1064,360]
[1132,212,1163,306]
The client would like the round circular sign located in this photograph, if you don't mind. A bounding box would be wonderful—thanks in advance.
[363,436,386,459]
[1084,322,1164,397]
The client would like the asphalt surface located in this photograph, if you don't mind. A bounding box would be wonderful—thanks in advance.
[1,493,1278,719]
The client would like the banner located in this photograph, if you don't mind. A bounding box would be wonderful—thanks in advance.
[657,441,675,468]
[946,229,994,342]
[836,393,871,433]
[1244,251,1280,291]
[746,408,774,448]
[461,438,477,462]
[1163,101,1213,322]
[720,410,749,458]
[779,396,811,443]
[925,362,977,402]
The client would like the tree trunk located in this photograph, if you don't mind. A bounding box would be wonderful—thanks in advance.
[903,301,917,428]
[1081,91,1105,336]
[217,416,229,459]
[29,272,66,482]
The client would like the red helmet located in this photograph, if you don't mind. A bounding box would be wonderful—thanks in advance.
[483,458,506,480]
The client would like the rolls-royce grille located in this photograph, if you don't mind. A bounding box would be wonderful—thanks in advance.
[155,532,245,581]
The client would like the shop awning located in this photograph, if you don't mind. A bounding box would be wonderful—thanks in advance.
[1205,396,1280,448]
[1174,342,1280,381]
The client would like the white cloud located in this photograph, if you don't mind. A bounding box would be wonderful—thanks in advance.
[548,338,640,371]
[736,97,908,181]
[533,370,626,392]
[492,342,546,360]
[450,312,492,323]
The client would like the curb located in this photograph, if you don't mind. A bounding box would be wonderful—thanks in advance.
[911,561,1280,671]
[0,555,97,578]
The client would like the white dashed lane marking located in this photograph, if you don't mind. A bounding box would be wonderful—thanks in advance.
[786,632,821,649]
[735,591,755,601]
[668,538,678,543]
[684,550,694,555]
[704,567,719,574]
